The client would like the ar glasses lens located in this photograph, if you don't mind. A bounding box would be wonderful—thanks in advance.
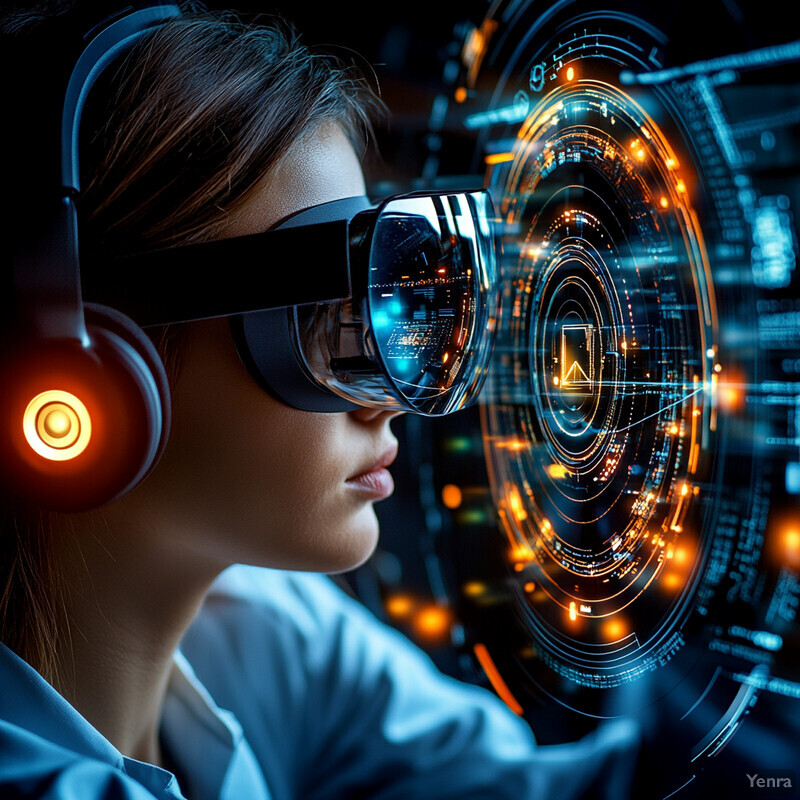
[367,191,498,414]
[289,190,499,416]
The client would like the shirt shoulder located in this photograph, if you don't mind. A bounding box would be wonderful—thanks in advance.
[180,566,540,800]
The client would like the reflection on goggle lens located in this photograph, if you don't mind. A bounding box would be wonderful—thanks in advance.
[292,190,499,416]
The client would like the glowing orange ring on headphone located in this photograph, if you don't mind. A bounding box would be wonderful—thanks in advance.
[23,390,92,461]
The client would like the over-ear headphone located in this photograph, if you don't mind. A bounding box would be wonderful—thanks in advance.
[1,5,181,512]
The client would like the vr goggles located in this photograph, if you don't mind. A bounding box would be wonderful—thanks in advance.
[2,4,499,512]
[84,188,500,417]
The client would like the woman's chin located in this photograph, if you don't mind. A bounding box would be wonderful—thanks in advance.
[245,503,381,575]
[319,505,381,574]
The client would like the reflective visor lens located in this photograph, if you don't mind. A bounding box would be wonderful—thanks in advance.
[289,190,499,416]
[367,191,499,414]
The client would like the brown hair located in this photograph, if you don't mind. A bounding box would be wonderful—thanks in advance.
[0,8,383,683]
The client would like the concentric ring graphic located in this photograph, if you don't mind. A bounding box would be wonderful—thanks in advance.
[483,79,717,685]
[384,0,800,786]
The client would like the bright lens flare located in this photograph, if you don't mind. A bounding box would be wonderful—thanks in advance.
[23,390,91,461]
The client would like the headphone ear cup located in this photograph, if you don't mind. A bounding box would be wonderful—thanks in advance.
[0,304,171,511]
[82,302,172,502]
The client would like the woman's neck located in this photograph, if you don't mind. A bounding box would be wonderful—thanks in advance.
[50,507,227,766]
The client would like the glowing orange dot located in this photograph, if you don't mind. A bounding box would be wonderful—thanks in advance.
[603,618,627,640]
[545,463,568,479]
[659,196,669,209]
[385,595,414,619]
[454,86,467,103]
[676,179,686,193]
[669,424,679,435]
[566,66,574,81]
[413,605,452,642]
[720,386,740,410]
[569,601,577,621]
[513,562,525,572]
[773,524,800,570]
[524,582,535,593]
[441,484,463,509]
[662,573,682,590]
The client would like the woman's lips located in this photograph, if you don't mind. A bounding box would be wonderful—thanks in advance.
[345,467,395,498]
[346,443,398,499]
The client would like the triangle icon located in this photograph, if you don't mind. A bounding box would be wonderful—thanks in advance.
[563,360,590,385]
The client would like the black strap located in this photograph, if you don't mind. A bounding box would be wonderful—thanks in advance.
[81,219,352,325]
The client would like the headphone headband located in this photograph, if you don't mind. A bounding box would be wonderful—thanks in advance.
[10,4,180,343]
[62,5,181,193]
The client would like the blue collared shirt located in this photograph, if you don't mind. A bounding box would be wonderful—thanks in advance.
[0,566,632,799]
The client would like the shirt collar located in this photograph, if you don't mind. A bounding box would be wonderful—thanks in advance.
[0,642,128,766]
[0,642,181,799]
[0,642,270,800]
[161,651,271,800]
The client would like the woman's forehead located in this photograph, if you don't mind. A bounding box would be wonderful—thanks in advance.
[219,123,366,238]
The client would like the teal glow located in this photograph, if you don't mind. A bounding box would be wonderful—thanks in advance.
[373,310,391,329]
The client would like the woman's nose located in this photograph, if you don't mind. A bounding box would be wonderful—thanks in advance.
[348,406,406,425]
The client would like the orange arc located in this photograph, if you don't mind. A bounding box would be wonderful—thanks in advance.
[473,643,524,715]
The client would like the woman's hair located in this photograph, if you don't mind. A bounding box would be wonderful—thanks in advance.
[0,6,383,684]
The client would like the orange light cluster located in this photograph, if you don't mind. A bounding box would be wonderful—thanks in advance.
[384,593,453,645]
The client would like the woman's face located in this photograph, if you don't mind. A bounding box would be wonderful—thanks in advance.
[125,124,402,574]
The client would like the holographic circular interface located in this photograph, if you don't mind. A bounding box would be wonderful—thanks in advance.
[372,0,800,789]
[485,78,716,686]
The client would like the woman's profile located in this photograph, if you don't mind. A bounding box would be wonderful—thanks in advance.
[0,4,638,798]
